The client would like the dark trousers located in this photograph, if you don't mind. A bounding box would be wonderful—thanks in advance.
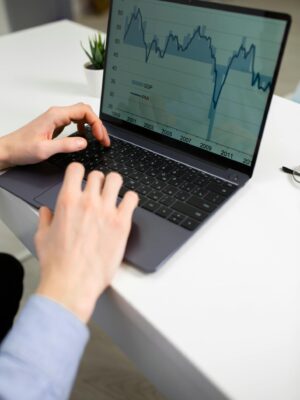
[0,254,24,343]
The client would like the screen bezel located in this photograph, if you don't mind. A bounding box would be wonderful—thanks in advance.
[100,0,291,177]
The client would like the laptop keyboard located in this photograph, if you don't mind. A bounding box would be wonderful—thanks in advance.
[50,134,238,231]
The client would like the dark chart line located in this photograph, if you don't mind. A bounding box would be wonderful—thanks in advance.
[123,7,272,141]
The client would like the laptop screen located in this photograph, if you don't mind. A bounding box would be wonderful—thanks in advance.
[101,0,289,170]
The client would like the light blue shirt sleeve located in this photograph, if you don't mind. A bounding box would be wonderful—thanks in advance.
[0,294,89,400]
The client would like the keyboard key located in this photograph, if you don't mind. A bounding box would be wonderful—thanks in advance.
[151,180,167,191]
[187,195,216,213]
[106,159,120,170]
[163,185,178,196]
[172,201,207,221]
[192,186,208,198]
[141,175,156,186]
[175,191,191,202]
[179,182,195,192]
[170,168,184,177]
[155,206,172,219]
[160,164,172,172]
[136,185,152,196]
[148,190,164,202]
[183,170,198,182]
[148,158,162,168]
[194,177,209,187]
[135,162,149,172]
[181,218,200,231]
[142,200,160,212]
[125,160,137,169]
[160,195,176,207]
[205,192,226,205]
[168,212,186,225]
[124,178,140,191]
[224,182,236,189]
[128,170,144,181]
[156,171,171,181]
[147,168,158,177]
[118,166,134,176]
[206,182,236,196]
[168,176,184,187]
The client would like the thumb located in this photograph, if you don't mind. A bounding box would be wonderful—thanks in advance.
[38,206,53,232]
[43,137,87,158]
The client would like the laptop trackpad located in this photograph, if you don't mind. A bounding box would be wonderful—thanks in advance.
[0,162,63,209]
[34,182,63,211]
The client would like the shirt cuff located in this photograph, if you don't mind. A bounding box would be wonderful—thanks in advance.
[1,294,89,396]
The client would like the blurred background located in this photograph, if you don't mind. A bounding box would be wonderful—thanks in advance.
[0,0,299,99]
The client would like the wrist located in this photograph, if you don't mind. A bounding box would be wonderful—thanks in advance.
[36,279,102,324]
[0,135,15,170]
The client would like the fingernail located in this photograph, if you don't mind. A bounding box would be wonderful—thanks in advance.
[76,138,86,149]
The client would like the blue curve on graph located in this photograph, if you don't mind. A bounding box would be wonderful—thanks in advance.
[123,7,272,141]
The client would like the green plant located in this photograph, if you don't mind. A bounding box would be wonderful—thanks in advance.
[81,33,106,70]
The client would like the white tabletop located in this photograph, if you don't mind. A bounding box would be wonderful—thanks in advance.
[1,21,300,400]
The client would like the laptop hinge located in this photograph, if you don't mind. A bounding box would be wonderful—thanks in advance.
[105,122,249,187]
[224,169,249,186]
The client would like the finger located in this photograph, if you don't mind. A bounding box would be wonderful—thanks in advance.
[85,170,105,197]
[38,206,53,232]
[52,104,110,147]
[42,136,87,158]
[118,191,139,223]
[89,119,110,148]
[101,172,123,206]
[59,162,85,199]
[68,104,110,147]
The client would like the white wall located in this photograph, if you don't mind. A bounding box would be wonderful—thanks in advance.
[0,0,10,35]
[71,0,88,19]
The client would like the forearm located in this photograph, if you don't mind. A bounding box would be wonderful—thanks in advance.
[0,295,89,399]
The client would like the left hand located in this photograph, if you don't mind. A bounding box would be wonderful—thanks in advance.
[0,103,110,170]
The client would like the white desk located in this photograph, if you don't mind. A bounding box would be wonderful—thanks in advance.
[1,21,300,400]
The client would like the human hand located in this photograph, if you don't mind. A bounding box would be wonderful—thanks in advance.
[0,103,110,170]
[34,163,139,323]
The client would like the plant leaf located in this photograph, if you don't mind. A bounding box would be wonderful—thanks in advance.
[81,33,106,68]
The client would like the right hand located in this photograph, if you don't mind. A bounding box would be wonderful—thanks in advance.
[34,163,139,323]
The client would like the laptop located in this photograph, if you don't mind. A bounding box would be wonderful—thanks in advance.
[0,0,290,273]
